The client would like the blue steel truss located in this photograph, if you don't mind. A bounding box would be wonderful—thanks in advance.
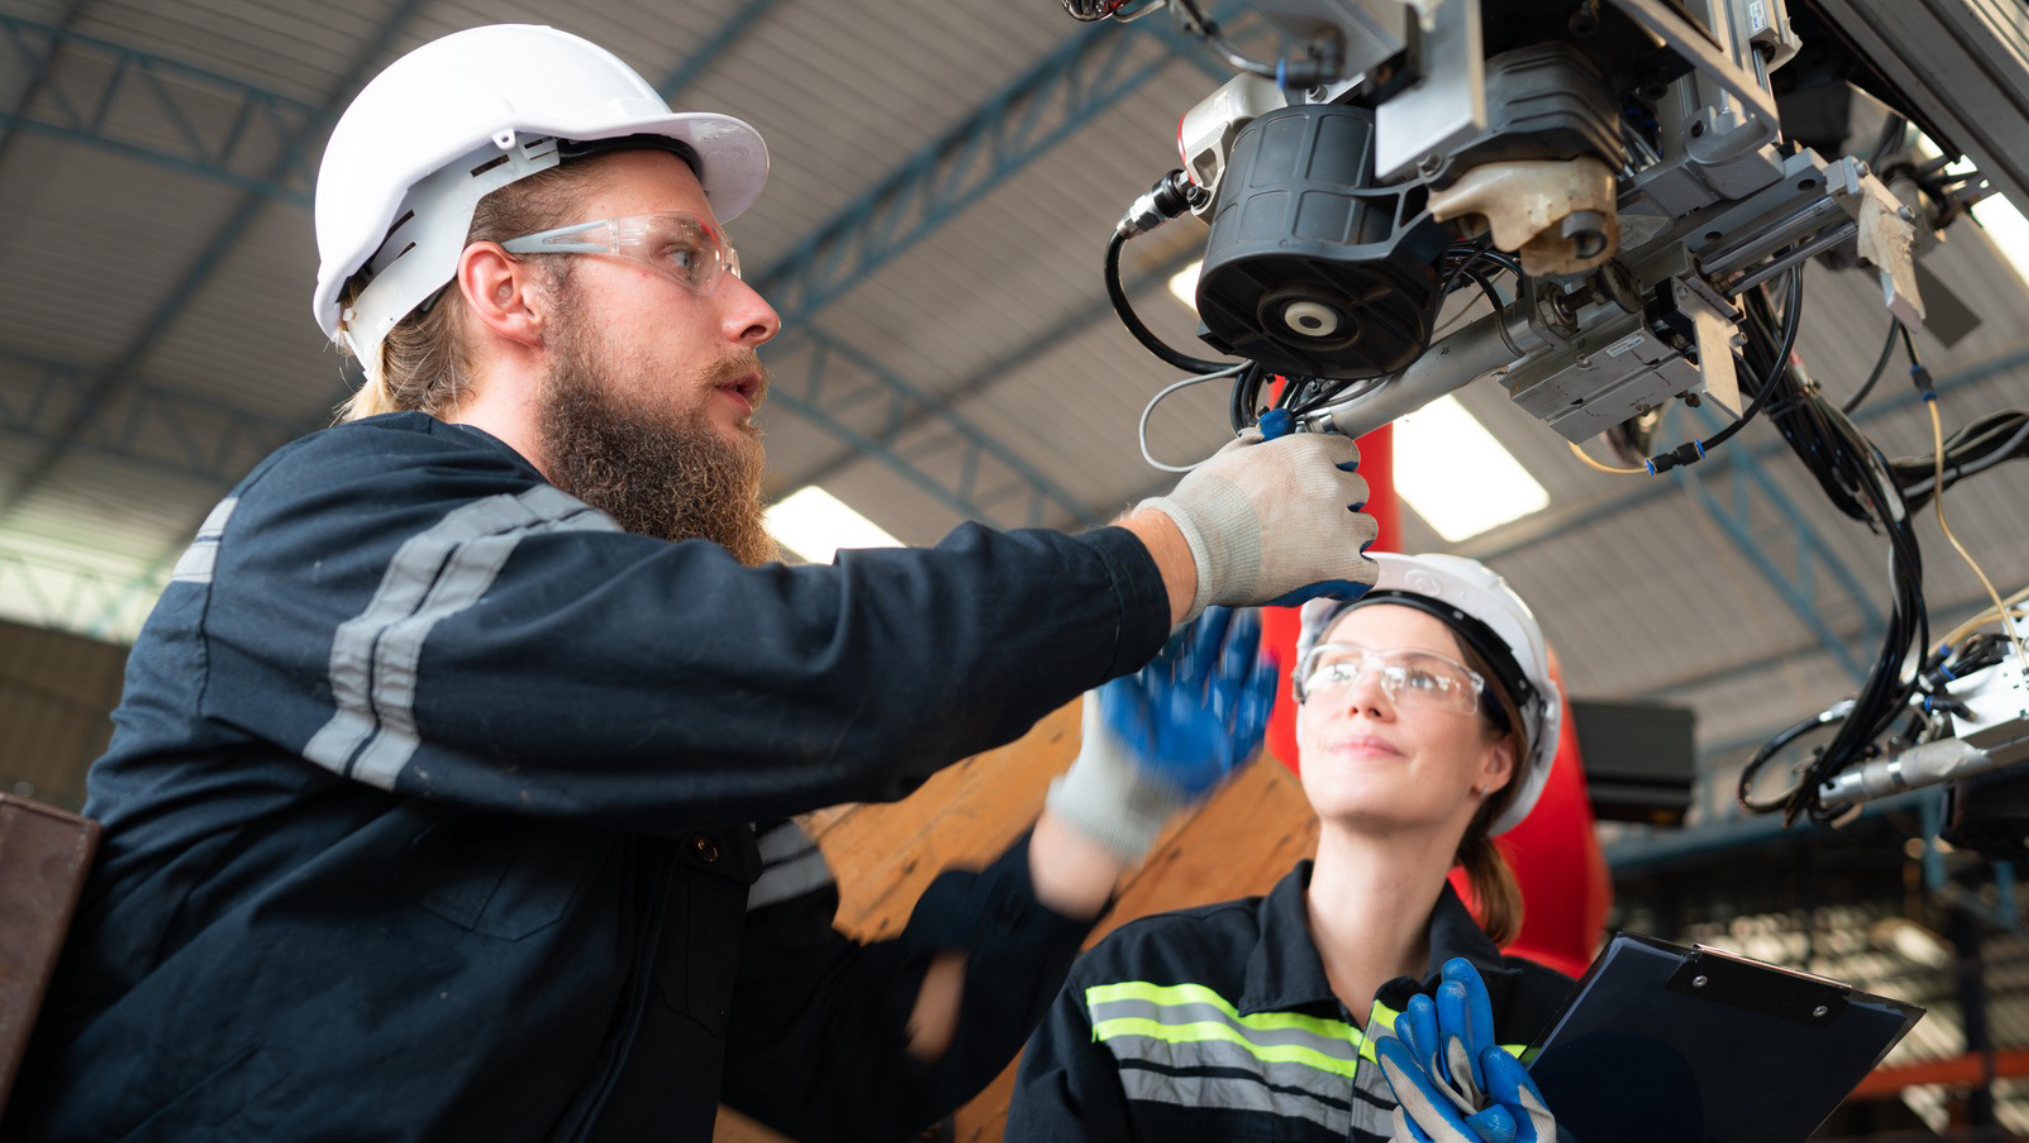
[0,348,312,486]
[656,0,788,98]
[779,241,1207,494]
[0,0,802,209]
[0,538,155,640]
[784,329,1100,529]
[0,0,91,164]
[1678,402,1883,685]
[0,12,321,206]
[752,16,1227,332]
[0,0,433,527]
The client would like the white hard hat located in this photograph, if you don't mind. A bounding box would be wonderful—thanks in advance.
[311,24,769,378]
[1295,552,1562,836]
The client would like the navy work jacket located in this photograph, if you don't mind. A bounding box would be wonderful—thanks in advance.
[1008,861,1575,1143]
[6,413,1171,1142]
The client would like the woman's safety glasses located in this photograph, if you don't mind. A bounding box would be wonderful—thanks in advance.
[1294,642,1485,715]
[500,212,742,295]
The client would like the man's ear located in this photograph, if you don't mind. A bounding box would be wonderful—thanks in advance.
[457,241,547,351]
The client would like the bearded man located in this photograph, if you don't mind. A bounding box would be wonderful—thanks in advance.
[6,24,1381,1143]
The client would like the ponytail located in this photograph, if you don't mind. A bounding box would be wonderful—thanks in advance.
[1450,634,1533,948]
[1456,827,1523,947]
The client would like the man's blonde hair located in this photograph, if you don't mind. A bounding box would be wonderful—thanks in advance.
[333,159,601,422]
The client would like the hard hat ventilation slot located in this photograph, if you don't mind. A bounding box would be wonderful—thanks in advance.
[469,154,510,178]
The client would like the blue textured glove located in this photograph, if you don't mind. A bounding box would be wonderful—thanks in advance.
[1376,958,1563,1143]
[1045,607,1278,859]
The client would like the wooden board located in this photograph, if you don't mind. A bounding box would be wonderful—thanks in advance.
[715,699,1317,1142]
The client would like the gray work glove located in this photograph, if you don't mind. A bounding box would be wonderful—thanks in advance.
[1046,608,1276,860]
[1137,429,1379,625]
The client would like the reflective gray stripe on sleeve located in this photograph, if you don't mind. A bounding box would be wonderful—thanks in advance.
[169,497,239,585]
[1351,1057,1399,1142]
[1117,1065,1349,1135]
[748,820,835,910]
[757,819,819,863]
[303,485,620,788]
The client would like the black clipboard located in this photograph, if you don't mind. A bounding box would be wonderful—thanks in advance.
[1524,932,1924,1143]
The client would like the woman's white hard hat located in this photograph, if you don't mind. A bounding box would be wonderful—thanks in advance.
[1296,552,1563,836]
[311,24,769,380]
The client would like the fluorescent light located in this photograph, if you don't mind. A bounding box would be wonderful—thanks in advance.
[1966,186,2029,288]
[1169,260,1202,311]
[765,486,902,564]
[1392,396,1550,541]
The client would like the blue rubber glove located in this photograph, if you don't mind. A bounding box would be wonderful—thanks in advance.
[1045,607,1278,859]
[1376,958,1563,1143]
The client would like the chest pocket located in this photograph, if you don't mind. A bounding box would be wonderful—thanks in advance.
[654,827,762,1038]
[393,811,607,940]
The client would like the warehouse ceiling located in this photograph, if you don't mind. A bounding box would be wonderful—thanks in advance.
[5,0,2029,826]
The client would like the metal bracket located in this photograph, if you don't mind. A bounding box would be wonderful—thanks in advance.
[1606,0,1779,125]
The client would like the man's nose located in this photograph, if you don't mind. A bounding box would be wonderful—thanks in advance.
[723,275,780,347]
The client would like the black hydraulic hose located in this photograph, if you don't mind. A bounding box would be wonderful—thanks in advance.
[1105,229,1233,375]
[1702,268,1803,452]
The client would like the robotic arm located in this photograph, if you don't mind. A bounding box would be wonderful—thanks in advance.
[1101,0,1937,446]
[1068,0,2029,837]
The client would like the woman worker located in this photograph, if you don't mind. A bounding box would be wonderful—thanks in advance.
[1007,552,1574,1143]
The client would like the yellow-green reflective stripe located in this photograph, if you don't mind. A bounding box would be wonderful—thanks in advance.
[1091,1016,1361,1078]
[1084,982,1361,1042]
[1361,1002,1400,1061]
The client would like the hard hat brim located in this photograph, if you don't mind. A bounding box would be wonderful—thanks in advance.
[312,111,767,341]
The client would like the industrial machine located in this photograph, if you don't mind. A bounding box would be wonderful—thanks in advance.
[1063,0,2029,846]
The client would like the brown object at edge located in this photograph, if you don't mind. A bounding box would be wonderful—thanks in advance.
[0,794,100,1114]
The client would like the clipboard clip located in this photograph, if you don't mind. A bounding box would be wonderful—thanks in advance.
[1664,947,1850,1027]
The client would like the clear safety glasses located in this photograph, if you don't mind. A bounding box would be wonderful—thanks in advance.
[500,212,743,295]
[1294,642,1485,715]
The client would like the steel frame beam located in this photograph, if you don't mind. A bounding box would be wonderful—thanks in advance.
[0,538,153,640]
[752,15,1227,332]
[656,0,788,99]
[0,1,432,530]
[0,12,321,206]
[0,0,92,167]
[783,329,1099,529]
[779,241,1206,496]
[0,349,308,488]
[749,8,1238,509]
[1679,404,1883,686]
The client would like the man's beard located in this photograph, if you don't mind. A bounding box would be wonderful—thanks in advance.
[536,304,778,567]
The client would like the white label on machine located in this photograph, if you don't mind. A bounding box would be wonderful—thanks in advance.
[1605,333,1647,358]
[1748,0,1768,34]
